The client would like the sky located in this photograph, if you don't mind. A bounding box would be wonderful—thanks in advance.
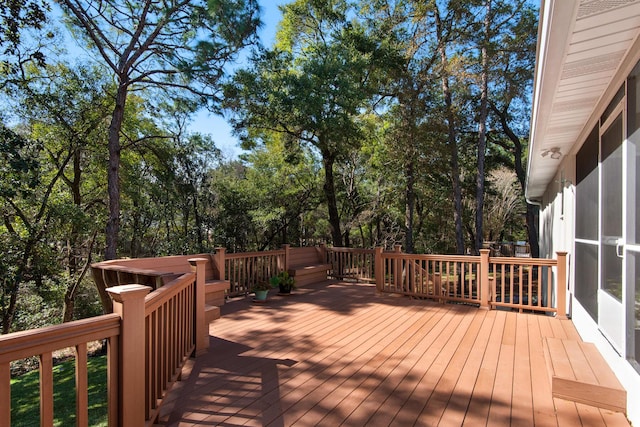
[189,1,288,159]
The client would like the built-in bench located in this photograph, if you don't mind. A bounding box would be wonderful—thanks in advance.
[543,337,627,413]
[91,253,230,324]
[287,247,331,287]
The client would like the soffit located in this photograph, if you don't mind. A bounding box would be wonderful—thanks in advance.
[526,0,640,200]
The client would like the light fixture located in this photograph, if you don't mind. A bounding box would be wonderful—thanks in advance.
[541,147,562,159]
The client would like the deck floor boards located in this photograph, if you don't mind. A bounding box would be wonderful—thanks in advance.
[156,282,630,426]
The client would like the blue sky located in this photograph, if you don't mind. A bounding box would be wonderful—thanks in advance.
[190,1,287,159]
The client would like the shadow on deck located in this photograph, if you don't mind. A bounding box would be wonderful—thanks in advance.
[155,281,630,427]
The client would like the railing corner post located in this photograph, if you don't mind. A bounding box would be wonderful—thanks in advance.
[189,258,210,356]
[107,284,151,427]
[319,243,327,263]
[374,247,383,293]
[213,247,226,280]
[282,244,291,272]
[556,251,568,319]
[479,249,490,310]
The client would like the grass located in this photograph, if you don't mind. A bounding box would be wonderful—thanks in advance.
[10,355,108,427]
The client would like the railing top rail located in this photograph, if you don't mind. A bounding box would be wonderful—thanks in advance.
[225,249,285,259]
[381,253,482,262]
[91,263,177,276]
[145,273,195,315]
[489,257,557,266]
[326,247,375,254]
[0,313,121,364]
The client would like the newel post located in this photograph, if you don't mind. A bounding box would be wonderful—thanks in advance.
[107,284,151,427]
[189,258,209,356]
[393,245,402,290]
[556,251,568,319]
[479,249,490,310]
[212,247,226,280]
[282,244,291,272]
[319,243,327,263]
[374,247,384,293]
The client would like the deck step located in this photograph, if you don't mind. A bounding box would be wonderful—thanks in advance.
[542,337,626,412]
[205,304,220,323]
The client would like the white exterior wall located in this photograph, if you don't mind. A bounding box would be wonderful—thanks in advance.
[539,156,576,314]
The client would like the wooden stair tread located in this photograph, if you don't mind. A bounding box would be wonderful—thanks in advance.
[205,279,230,292]
[204,304,220,323]
[543,337,626,413]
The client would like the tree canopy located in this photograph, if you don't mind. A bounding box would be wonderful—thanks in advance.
[0,0,538,333]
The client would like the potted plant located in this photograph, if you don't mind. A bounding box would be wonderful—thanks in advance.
[252,281,273,301]
[270,271,295,295]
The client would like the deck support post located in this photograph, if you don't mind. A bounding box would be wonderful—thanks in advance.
[107,284,151,427]
[374,247,384,292]
[479,249,490,310]
[556,251,568,319]
[189,258,209,356]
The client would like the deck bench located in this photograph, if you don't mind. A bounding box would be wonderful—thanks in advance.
[543,337,626,412]
[288,263,332,287]
[92,253,230,324]
[286,247,331,287]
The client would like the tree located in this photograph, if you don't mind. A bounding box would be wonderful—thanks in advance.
[433,1,466,254]
[1,58,116,325]
[226,0,384,246]
[243,135,321,249]
[0,0,49,67]
[58,0,260,259]
[487,1,539,256]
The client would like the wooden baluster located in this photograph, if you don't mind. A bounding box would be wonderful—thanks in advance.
[75,343,89,427]
[40,351,54,427]
[1,362,10,426]
[107,335,119,427]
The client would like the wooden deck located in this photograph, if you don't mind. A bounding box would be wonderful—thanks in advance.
[156,281,630,426]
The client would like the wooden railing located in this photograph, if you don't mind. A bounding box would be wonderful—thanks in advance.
[374,248,567,316]
[0,314,121,426]
[1,245,568,426]
[1,260,206,427]
[377,249,482,305]
[225,249,285,296]
[489,257,558,313]
[144,272,197,423]
[326,247,375,282]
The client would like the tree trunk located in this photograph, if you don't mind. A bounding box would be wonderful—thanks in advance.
[492,104,540,258]
[64,149,82,322]
[475,0,491,256]
[436,8,464,254]
[105,82,128,261]
[405,158,415,254]
[322,152,343,247]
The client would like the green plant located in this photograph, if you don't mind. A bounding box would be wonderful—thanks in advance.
[252,281,274,292]
[270,271,295,291]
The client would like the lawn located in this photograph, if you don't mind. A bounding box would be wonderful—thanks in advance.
[11,355,108,426]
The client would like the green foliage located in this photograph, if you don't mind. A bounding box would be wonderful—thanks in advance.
[0,0,537,333]
[269,270,295,290]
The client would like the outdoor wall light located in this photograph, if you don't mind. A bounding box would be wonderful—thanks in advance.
[541,147,562,159]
